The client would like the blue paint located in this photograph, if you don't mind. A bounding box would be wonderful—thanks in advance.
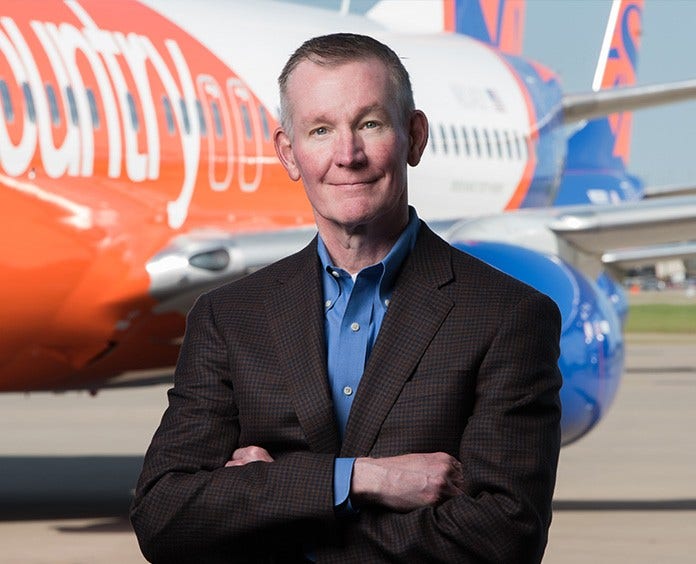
[452,241,625,445]
[454,0,492,43]
[555,114,644,205]
[503,54,565,208]
[622,3,641,71]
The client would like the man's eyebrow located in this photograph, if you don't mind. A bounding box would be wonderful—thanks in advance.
[301,105,388,124]
[358,104,388,116]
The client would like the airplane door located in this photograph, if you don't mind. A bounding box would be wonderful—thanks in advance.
[226,78,262,193]
[196,74,233,191]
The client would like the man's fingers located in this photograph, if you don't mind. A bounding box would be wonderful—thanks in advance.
[225,445,274,467]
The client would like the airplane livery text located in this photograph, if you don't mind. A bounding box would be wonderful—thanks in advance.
[0,0,280,229]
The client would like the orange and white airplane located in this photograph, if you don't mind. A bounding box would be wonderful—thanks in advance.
[2,0,696,444]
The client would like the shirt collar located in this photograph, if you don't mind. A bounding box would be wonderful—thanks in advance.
[317,206,421,300]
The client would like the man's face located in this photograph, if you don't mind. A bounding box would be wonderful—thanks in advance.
[275,58,424,234]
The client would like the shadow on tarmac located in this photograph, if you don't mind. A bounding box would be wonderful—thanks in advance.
[0,456,142,521]
[553,499,696,511]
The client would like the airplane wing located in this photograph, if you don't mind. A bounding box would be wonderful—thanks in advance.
[446,195,696,276]
[643,183,696,199]
[601,241,696,269]
[562,79,696,123]
[548,195,696,254]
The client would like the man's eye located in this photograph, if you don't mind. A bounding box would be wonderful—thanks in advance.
[363,120,379,129]
[312,127,328,136]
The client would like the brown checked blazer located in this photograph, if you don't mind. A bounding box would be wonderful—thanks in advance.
[131,223,562,563]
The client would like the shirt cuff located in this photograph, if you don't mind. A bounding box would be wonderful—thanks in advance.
[333,457,357,516]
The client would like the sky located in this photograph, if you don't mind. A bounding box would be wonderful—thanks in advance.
[523,0,696,187]
[289,0,696,188]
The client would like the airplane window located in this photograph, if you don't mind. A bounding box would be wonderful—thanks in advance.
[196,99,207,137]
[483,129,492,158]
[179,98,190,134]
[162,96,174,135]
[514,132,522,159]
[211,100,223,139]
[472,127,481,157]
[0,79,13,123]
[504,130,512,158]
[240,104,252,139]
[85,88,99,129]
[65,86,78,126]
[461,126,470,156]
[22,83,35,123]
[439,124,448,154]
[429,126,436,153]
[493,130,502,158]
[126,92,139,132]
[450,124,459,155]
[45,84,60,126]
[258,106,270,141]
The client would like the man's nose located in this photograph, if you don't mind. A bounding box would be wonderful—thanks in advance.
[334,130,367,167]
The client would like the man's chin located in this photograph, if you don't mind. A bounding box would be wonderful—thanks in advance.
[320,205,407,236]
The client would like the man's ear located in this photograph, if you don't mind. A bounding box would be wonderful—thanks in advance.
[407,110,429,167]
[274,128,301,181]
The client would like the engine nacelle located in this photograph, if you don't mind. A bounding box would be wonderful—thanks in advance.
[451,241,625,445]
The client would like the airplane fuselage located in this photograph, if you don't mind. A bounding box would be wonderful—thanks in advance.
[0,0,571,390]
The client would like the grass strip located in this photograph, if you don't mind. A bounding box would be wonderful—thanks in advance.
[625,304,696,334]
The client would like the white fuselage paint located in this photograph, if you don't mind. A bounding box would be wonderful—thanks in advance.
[0,0,533,229]
[142,0,533,220]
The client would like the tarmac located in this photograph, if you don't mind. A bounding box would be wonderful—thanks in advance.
[1,333,695,563]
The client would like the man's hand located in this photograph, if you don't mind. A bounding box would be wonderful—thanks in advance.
[351,452,464,512]
[224,445,274,467]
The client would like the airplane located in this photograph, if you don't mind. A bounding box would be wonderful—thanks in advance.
[1,0,696,446]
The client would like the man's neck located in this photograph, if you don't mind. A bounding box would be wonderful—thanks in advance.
[317,212,409,275]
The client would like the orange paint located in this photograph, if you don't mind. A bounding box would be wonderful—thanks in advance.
[0,1,312,391]
[498,0,525,56]
[443,0,456,33]
[601,0,644,165]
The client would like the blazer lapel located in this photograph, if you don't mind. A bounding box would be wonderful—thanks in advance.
[265,241,340,454]
[340,226,455,456]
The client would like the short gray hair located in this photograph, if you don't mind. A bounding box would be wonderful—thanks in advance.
[278,33,415,135]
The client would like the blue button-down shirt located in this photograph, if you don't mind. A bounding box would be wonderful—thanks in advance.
[317,207,420,510]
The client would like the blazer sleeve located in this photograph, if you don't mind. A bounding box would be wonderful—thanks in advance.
[321,291,563,564]
[130,292,336,562]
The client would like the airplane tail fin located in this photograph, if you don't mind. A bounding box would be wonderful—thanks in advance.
[569,0,644,171]
[556,0,645,205]
[366,0,524,54]
[445,0,525,55]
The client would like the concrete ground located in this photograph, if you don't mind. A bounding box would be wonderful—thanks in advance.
[1,334,694,563]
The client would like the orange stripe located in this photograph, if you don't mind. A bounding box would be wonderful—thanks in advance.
[499,55,538,210]
[443,0,455,33]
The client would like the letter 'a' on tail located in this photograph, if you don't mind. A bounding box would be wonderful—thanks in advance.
[555,0,645,206]
[367,0,524,55]
[591,0,644,166]
[444,0,525,55]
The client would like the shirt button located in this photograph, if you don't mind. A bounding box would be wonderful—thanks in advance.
[343,386,353,396]
[331,270,340,278]
[325,300,332,308]
[384,299,390,307]
[350,322,360,332]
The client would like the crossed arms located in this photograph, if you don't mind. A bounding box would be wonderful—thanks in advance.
[131,287,562,563]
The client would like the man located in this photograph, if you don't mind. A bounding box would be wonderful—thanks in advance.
[131,33,562,563]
